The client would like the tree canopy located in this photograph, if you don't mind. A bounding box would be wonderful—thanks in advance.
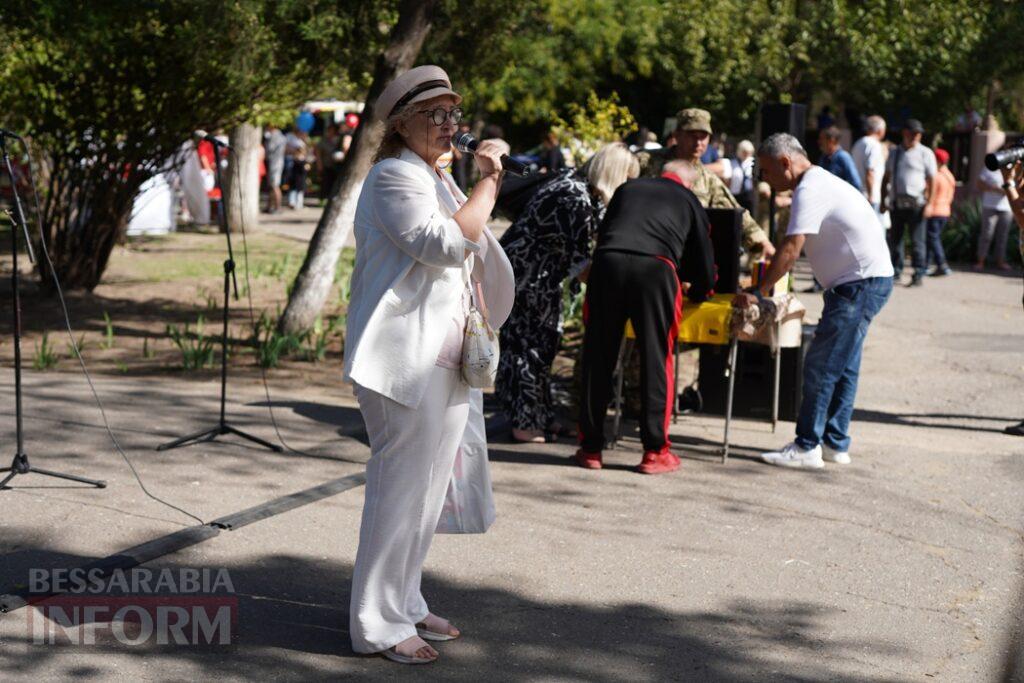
[0,0,391,289]
[2,0,1024,292]
[431,0,1024,137]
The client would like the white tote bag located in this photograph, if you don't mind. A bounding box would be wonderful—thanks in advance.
[436,390,496,534]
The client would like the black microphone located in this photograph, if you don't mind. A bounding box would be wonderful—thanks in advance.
[194,129,232,149]
[453,132,530,176]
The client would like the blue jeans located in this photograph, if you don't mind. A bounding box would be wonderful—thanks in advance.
[925,217,949,269]
[795,276,893,452]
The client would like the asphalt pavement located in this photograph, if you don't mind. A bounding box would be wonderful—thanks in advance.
[0,257,1022,681]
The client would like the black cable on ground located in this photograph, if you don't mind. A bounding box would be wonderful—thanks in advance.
[19,139,205,526]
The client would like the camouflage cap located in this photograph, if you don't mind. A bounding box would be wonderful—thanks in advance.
[676,108,712,134]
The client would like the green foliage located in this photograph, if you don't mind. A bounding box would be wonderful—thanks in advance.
[943,199,982,263]
[432,0,1024,137]
[101,311,115,350]
[334,247,357,305]
[252,310,302,368]
[561,281,586,335]
[32,332,59,371]
[552,91,636,166]
[166,316,217,370]
[250,309,342,366]
[0,0,395,290]
[302,315,343,363]
[66,333,88,358]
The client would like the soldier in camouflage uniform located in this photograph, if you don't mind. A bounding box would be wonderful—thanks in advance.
[639,108,775,258]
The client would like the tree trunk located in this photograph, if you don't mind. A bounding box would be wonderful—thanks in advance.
[224,123,262,234]
[277,0,439,335]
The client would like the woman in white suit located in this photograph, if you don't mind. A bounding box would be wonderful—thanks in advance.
[343,65,514,664]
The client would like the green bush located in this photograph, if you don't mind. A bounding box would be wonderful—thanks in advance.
[252,311,302,368]
[942,199,981,264]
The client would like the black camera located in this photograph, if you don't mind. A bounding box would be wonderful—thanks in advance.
[984,144,1024,171]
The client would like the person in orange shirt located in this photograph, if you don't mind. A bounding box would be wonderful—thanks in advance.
[923,147,955,276]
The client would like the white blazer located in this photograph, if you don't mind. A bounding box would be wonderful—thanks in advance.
[343,147,515,408]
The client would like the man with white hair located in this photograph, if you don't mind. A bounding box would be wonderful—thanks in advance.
[851,115,888,225]
[736,133,894,469]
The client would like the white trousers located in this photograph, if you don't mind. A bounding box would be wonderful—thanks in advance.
[349,365,469,653]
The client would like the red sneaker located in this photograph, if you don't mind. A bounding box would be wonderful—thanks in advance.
[572,449,603,470]
[637,449,680,475]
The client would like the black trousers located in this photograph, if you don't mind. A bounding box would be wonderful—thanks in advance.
[889,206,927,277]
[578,251,682,453]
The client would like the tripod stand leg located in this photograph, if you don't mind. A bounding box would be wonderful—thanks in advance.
[224,425,283,452]
[23,467,106,488]
[156,426,222,451]
[0,469,17,489]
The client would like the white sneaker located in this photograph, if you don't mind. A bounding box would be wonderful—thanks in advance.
[760,442,824,469]
[822,445,851,464]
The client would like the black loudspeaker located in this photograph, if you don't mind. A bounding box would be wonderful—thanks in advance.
[704,207,743,294]
[760,103,807,142]
[697,324,815,422]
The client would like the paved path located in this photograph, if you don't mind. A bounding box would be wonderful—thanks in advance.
[0,260,1022,681]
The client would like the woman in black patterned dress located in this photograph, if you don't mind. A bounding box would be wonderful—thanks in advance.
[497,142,639,442]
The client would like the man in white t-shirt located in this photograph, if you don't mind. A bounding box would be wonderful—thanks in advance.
[736,133,894,469]
[850,115,887,222]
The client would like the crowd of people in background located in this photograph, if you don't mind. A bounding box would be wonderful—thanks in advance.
[260,101,1021,284]
[262,120,354,214]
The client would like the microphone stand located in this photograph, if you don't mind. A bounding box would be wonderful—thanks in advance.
[157,138,281,453]
[0,134,105,489]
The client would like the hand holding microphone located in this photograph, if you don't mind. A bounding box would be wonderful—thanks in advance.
[453,132,529,176]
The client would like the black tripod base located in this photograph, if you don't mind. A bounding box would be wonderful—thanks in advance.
[0,453,106,489]
[156,422,282,453]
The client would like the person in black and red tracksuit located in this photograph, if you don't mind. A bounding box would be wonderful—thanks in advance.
[576,160,716,474]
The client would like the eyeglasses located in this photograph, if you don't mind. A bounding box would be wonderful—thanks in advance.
[419,107,463,126]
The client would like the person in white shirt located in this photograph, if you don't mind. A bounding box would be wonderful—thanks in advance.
[344,65,515,665]
[975,162,1014,270]
[851,115,888,223]
[736,133,894,470]
[728,139,756,212]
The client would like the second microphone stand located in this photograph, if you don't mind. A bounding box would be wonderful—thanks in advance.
[157,138,281,453]
[0,134,105,489]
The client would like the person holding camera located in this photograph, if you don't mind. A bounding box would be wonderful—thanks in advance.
[999,159,1024,436]
[977,146,1016,271]
[882,119,936,287]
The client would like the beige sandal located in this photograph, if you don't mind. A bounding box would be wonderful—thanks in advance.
[415,614,461,642]
[382,635,437,665]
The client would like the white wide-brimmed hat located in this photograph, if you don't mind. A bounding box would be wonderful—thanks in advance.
[373,65,462,123]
